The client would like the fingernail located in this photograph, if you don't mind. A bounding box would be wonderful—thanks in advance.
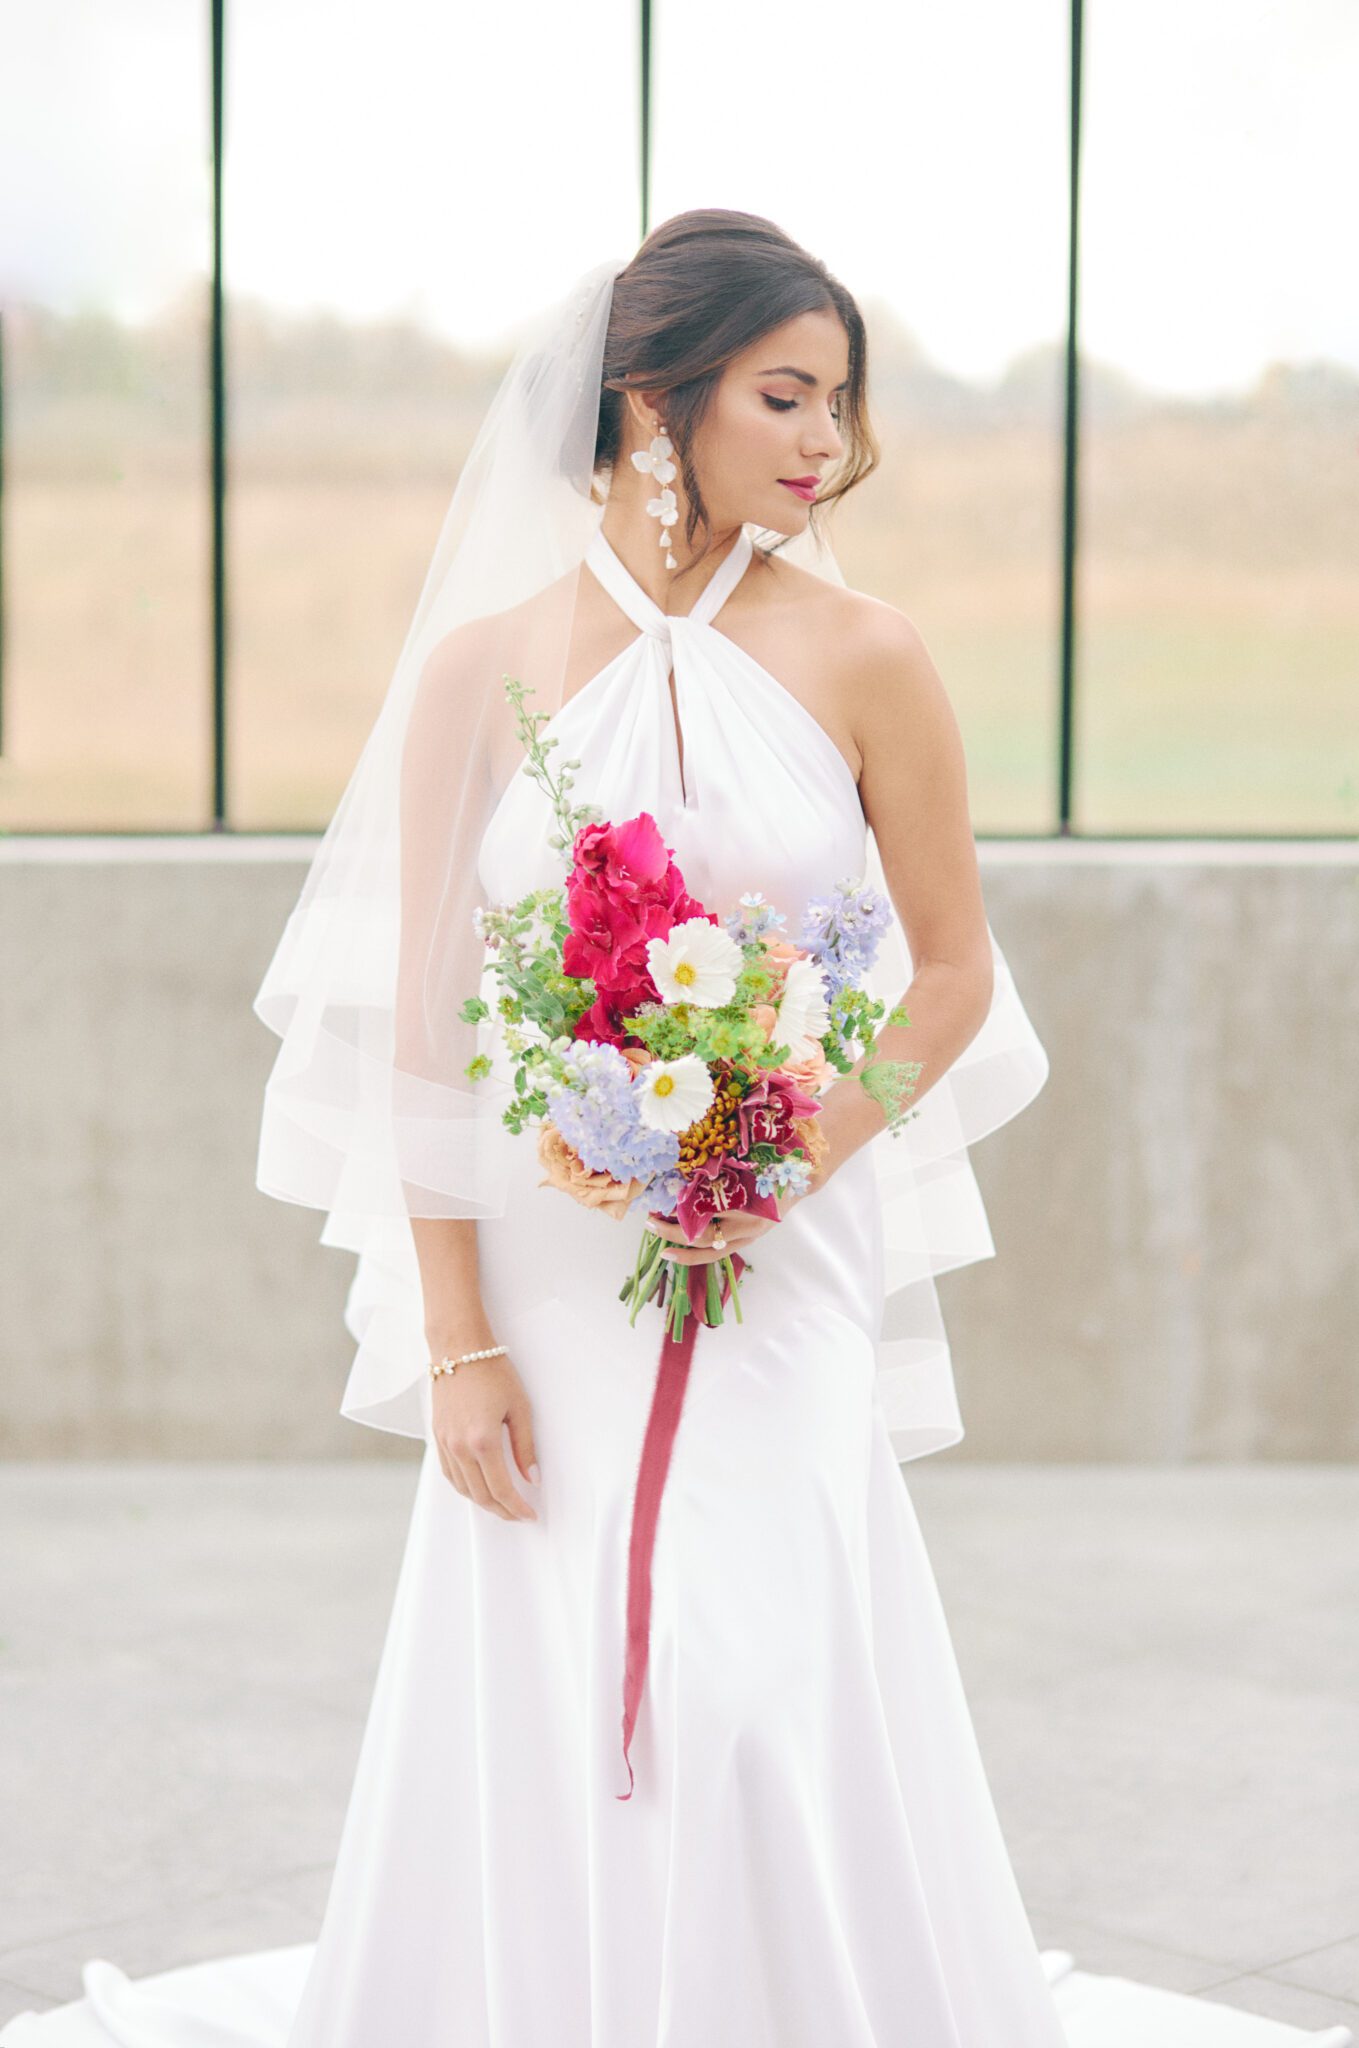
[529,1463,540,1484]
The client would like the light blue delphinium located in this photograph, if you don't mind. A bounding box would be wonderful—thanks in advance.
[754,1153,815,1201]
[543,1041,680,1187]
[797,878,893,1002]
[628,1163,688,1221]
[723,889,788,947]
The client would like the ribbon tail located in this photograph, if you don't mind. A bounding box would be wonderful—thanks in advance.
[618,1252,747,1801]
[618,1309,696,1798]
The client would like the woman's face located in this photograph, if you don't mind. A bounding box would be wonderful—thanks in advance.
[692,308,850,537]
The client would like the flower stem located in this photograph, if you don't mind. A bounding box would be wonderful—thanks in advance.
[722,1255,744,1323]
[670,1262,691,1341]
[704,1259,722,1326]
[625,1229,670,1325]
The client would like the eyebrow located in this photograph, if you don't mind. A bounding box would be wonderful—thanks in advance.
[757,365,849,390]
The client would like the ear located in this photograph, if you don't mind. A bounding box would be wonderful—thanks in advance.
[623,385,668,442]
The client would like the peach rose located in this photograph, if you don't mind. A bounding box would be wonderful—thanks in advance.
[751,1003,779,1037]
[792,1113,830,1182]
[782,1044,836,1096]
[760,938,806,997]
[537,1122,641,1222]
[619,1044,653,1078]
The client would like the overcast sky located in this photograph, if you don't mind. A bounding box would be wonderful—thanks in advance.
[1,0,1354,397]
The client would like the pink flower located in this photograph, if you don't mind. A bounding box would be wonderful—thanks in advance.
[572,992,630,1048]
[736,1070,824,1155]
[573,813,670,893]
[570,815,707,949]
[573,982,662,1047]
[561,879,649,989]
[674,1157,780,1243]
[562,813,713,1036]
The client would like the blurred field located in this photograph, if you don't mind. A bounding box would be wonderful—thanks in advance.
[1,305,1355,835]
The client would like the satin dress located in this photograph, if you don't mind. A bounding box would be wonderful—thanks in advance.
[4,525,1071,2048]
[278,522,1070,2046]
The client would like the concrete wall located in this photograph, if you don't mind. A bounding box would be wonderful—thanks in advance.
[1,838,1354,1460]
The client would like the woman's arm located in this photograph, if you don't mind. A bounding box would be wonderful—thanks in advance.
[394,621,504,1359]
[815,601,995,1181]
[410,1219,499,1362]
[648,598,998,1269]
[395,627,539,1518]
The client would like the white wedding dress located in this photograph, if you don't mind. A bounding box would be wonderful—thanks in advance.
[6,526,1347,2048]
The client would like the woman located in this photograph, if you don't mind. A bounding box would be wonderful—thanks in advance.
[20,210,1059,2047]
[252,208,1068,2046]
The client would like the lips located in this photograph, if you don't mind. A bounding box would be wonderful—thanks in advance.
[778,478,819,502]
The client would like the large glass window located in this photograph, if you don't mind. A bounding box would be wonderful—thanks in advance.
[225,0,640,828]
[651,0,1070,833]
[0,2,211,829]
[0,0,1353,835]
[1076,0,1358,832]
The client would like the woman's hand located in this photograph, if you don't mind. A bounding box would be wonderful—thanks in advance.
[645,1186,806,1266]
[432,1353,539,1522]
[645,1111,849,1266]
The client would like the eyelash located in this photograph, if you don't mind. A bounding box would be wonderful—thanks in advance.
[764,394,844,424]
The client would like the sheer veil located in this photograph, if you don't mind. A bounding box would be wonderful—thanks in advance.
[250,251,1048,1459]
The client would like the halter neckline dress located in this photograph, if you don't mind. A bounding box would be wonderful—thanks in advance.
[276,512,1068,2045]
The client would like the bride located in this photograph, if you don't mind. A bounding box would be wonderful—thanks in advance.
[8,209,1093,2046]
[255,203,1070,2048]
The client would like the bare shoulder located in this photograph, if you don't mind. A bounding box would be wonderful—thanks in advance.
[756,547,954,769]
[416,610,494,691]
[758,555,988,979]
[418,572,567,685]
[759,544,934,672]
[827,583,948,722]
[413,567,577,725]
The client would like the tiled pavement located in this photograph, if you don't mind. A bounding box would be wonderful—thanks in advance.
[1,1461,1355,2033]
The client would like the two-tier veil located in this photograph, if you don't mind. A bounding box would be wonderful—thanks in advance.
[250,248,1049,1459]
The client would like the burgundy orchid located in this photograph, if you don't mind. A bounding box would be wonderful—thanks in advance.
[673,1157,781,1245]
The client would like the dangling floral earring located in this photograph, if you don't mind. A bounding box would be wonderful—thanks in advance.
[631,419,679,570]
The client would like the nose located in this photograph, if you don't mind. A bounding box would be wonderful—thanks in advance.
[805,401,843,461]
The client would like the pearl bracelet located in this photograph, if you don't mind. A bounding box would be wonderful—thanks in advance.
[430,1342,508,1379]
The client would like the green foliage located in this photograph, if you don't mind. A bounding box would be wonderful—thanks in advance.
[854,1000,923,1136]
[859,1056,924,1132]
[501,673,603,857]
[620,992,786,1076]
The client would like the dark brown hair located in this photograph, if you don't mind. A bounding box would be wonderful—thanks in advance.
[595,208,878,570]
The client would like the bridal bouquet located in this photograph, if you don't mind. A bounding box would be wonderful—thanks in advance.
[460,678,922,1338]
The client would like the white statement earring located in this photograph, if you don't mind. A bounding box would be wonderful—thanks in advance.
[631,423,679,569]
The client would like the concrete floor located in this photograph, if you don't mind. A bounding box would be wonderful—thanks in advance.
[1,1461,1356,2033]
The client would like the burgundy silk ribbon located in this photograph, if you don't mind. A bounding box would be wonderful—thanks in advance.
[617,1251,747,1800]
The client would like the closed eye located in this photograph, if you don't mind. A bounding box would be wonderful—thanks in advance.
[764,394,843,423]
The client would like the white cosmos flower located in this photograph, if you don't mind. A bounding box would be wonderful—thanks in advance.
[773,956,831,1060]
[634,1053,714,1133]
[646,917,743,1008]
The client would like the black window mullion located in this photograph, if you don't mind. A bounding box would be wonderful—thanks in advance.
[210,0,228,829]
[1058,0,1083,836]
